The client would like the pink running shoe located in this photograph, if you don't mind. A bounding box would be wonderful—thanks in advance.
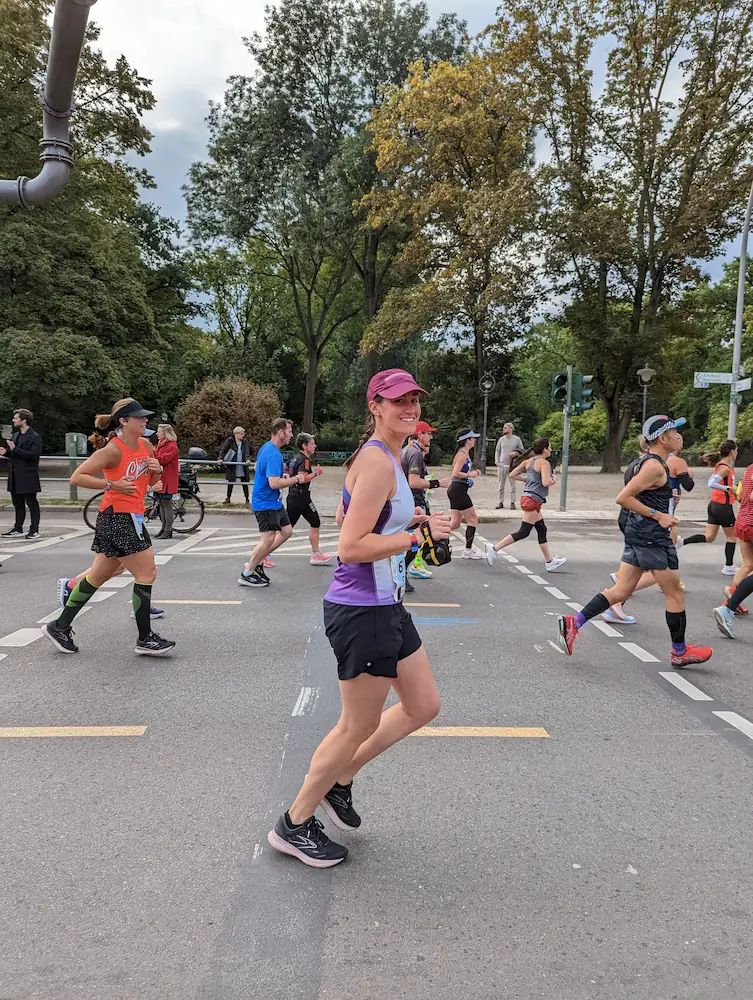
[263,556,276,569]
[310,552,334,565]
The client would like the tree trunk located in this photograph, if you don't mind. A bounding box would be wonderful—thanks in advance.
[366,349,379,383]
[601,394,632,473]
[303,347,319,432]
[363,232,381,383]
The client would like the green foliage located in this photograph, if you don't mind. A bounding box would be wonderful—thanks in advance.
[535,407,641,454]
[174,377,281,457]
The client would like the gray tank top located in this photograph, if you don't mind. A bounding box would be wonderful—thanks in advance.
[523,457,548,503]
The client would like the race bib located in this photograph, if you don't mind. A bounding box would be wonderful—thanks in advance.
[390,554,406,602]
[131,513,145,538]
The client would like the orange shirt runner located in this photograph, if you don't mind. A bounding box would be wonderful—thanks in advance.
[99,437,153,515]
[710,462,735,505]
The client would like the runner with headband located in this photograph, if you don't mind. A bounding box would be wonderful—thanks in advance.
[556,415,712,667]
[484,437,566,571]
[448,429,482,559]
[267,368,452,867]
[41,398,175,656]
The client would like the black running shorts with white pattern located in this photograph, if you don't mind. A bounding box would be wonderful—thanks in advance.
[287,492,321,529]
[92,507,152,559]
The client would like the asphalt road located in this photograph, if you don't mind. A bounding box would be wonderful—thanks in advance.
[1,510,753,1000]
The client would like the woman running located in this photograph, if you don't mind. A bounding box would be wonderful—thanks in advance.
[154,423,179,539]
[714,460,753,635]
[286,432,332,565]
[42,398,175,656]
[682,440,738,574]
[267,368,451,867]
[484,437,566,571]
[447,428,482,559]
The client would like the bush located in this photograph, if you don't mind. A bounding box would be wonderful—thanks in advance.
[535,407,641,455]
[174,377,281,456]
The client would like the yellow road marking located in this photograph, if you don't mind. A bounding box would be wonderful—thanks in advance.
[404,602,461,608]
[0,726,146,739]
[157,600,243,605]
[411,726,550,738]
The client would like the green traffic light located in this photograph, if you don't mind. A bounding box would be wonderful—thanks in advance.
[552,371,568,406]
[574,374,595,413]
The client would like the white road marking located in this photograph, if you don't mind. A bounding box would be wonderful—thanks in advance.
[546,587,570,600]
[0,553,14,560]
[516,565,533,575]
[500,553,518,563]
[548,639,565,654]
[252,842,264,860]
[712,711,753,740]
[154,554,173,565]
[0,527,90,552]
[659,671,714,702]
[593,621,623,638]
[37,606,92,624]
[619,642,660,663]
[99,575,133,588]
[529,575,547,584]
[0,653,6,662]
[0,628,44,647]
[567,602,584,612]
[88,591,116,603]
[162,527,219,553]
[291,686,319,717]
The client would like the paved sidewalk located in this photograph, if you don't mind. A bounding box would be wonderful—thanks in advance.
[1,464,711,522]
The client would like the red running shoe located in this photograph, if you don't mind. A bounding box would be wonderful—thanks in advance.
[671,644,713,668]
[723,586,749,615]
[557,615,579,656]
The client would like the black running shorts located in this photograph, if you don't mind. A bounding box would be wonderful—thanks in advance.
[707,500,735,528]
[447,482,473,511]
[91,507,152,559]
[323,601,423,681]
[621,524,679,572]
[254,508,291,534]
[287,491,321,529]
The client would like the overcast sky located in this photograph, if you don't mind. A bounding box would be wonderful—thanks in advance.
[90,0,736,278]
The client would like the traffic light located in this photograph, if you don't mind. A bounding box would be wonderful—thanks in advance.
[574,374,595,413]
[552,372,568,406]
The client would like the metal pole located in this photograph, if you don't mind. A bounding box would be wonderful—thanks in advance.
[729,179,753,439]
[66,436,78,502]
[480,390,489,475]
[559,364,574,511]
[642,384,648,425]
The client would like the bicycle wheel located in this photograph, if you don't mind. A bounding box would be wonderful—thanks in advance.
[83,492,105,531]
[172,494,205,533]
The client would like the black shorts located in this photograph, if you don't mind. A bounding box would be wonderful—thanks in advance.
[287,491,321,529]
[323,600,423,681]
[92,507,152,559]
[411,491,430,515]
[622,525,678,572]
[708,501,735,528]
[254,508,291,534]
[447,482,473,511]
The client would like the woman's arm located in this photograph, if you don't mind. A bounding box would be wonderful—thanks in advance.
[450,451,467,478]
[539,459,555,488]
[70,441,136,493]
[338,448,415,564]
[509,459,528,482]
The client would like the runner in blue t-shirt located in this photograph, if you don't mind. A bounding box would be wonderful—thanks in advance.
[240,418,313,588]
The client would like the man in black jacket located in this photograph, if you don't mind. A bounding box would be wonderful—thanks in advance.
[0,409,43,540]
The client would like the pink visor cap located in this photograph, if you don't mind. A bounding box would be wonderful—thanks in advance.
[367,368,428,402]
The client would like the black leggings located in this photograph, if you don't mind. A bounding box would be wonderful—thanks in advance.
[12,492,40,532]
[511,519,547,543]
[226,483,249,502]
[728,574,753,612]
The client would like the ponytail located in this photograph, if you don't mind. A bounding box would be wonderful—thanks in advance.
[88,428,117,451]
[703,439,737,466]
[94,412,115,432]
[344,406,378,469]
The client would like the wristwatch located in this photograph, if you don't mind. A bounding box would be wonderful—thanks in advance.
[105,480,113,491]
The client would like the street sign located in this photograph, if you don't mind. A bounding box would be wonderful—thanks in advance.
[694,371,734,386]
[735,377,752,392]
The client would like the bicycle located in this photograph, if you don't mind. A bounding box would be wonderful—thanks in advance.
[83,487,205,534]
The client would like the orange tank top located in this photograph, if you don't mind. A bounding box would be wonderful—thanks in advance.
[99,437,152,514]
[711,462,734,505]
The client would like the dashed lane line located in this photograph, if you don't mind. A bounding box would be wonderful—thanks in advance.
[516,565,533,575]
[619,642,660,663]
[529,574,547,584]
[37,606,92,625]
[0,628,45,647]
[0,725,146,739]
[659,671,714,702]
[161,527,219,554]
[593,620,623,638]
[546,586,570,600]
[158,600,242,605]
[412,726,550,738]
[713,712,753,741]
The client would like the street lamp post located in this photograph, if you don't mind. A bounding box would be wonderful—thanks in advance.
[730,179,753,439]
[637,362,656,425]
[478,373,496,475]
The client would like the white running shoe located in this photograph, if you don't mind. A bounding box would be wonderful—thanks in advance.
[546,556,567,571]
[602,607,636,625]
[675,535,684,549]
[722,565,737,576]
[485,542,497,567]
[408,564,432,579]
[462,548,482,560]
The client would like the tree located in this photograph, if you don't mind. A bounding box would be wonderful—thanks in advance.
[365,53,540,398]
[504,0,753,470]
[174,377,281,456]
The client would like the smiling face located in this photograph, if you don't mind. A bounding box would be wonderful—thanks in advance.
[121,415,148,437]
[370,392,420,439]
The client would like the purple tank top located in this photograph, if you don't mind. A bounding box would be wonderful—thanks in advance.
[325,440,415,607]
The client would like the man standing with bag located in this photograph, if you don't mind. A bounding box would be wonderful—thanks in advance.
[0,409,43,540]
[494,422,525,509]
